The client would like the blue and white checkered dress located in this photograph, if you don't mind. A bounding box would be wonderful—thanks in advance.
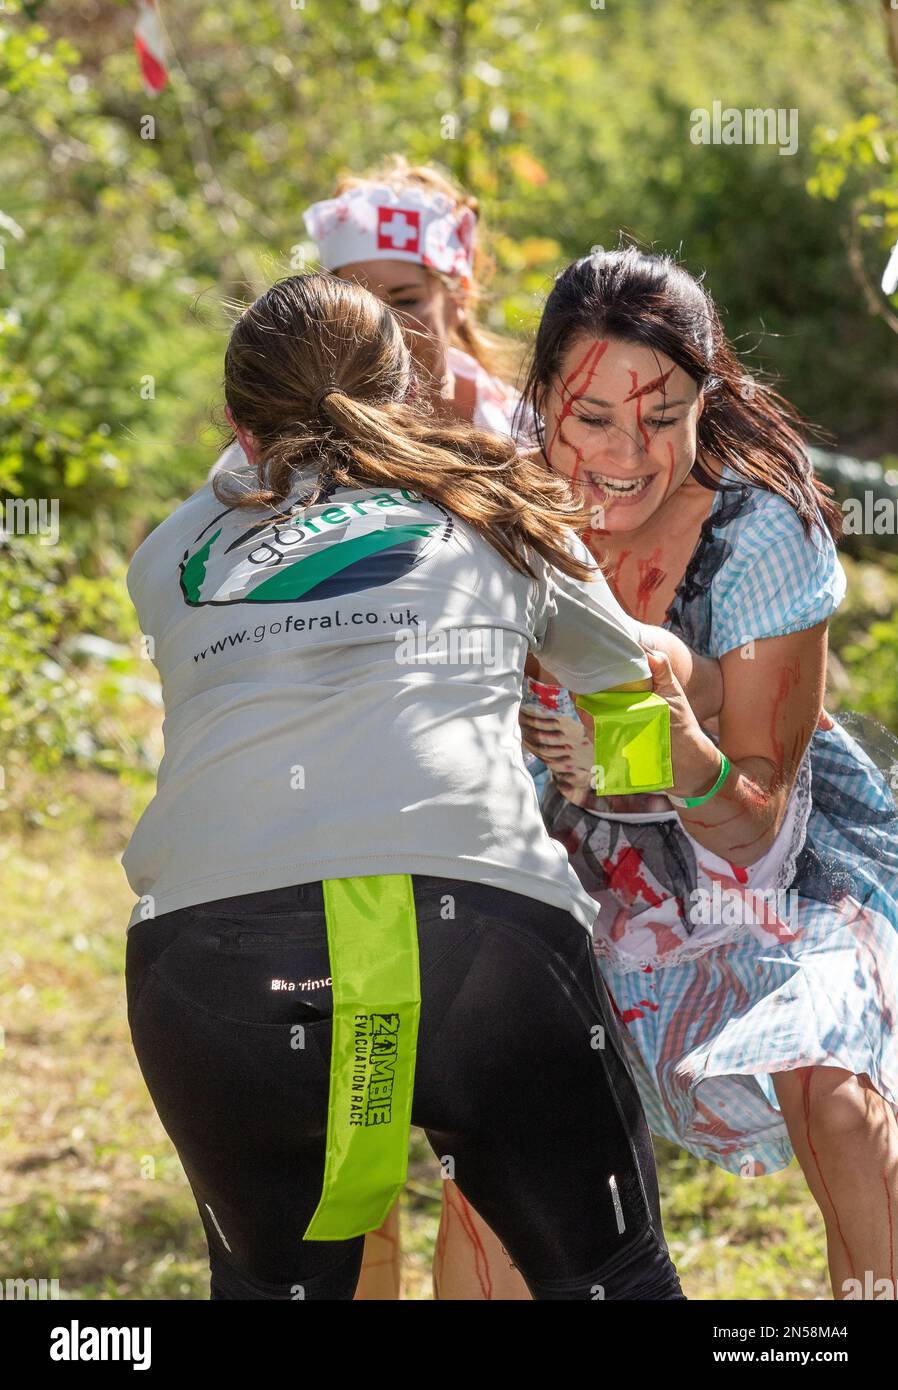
[532,466,898,1175]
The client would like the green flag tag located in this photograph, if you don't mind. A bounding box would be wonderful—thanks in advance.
[574,689,673,796]
[303,874,421,1241]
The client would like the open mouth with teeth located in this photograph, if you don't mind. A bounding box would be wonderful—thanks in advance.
[587,472,654,498]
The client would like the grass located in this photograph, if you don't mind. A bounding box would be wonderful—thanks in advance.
[0,769,830,1301]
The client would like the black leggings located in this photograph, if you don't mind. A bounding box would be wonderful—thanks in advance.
[125,875,684,1300]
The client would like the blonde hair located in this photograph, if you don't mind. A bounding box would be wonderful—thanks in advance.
[216,272,593,583]
[332,154,523,384]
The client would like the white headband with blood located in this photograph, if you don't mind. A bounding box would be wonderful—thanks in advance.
[302,184,476,288]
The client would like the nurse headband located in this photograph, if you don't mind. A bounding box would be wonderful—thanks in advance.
[302,183,476,288]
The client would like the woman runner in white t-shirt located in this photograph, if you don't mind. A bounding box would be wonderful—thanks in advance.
[210,158,534,1296]
[123,271,723,1300]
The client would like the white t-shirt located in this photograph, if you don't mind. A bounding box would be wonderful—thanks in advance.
[121,473,651,933]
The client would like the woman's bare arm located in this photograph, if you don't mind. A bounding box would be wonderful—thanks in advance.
[673,620,827,865]
[638,624,722,725]
[523,622,827,867]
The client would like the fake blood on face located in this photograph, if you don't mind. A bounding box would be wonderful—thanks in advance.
[624,366,676,452]
[547,339,610,485]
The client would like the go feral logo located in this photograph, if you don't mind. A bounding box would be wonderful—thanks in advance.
[179,487,452,607]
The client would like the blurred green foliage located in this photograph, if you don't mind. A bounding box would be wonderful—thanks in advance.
[1,0,897,787]
[830,553,898,729]
[0,538,155,788]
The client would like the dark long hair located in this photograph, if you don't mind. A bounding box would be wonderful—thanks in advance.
[518,248,842,540]
[215,272,596,582]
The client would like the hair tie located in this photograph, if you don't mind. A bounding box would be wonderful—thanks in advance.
[312,383,340,419]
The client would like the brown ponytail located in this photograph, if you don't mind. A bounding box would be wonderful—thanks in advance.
[216,272,594,583]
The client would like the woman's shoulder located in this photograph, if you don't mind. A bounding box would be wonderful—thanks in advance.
[712,463,839,563]
[707,463,847,655]
[208,439,244,482]
[448,344,533,441]
[127,481,219,597]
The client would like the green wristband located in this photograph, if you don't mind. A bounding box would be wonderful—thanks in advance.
[667,749,731,808]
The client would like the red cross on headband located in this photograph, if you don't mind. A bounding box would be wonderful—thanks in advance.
[303,184,476,288]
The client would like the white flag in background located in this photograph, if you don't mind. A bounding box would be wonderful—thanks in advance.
[882,237,898,299]
[134,0,168,94]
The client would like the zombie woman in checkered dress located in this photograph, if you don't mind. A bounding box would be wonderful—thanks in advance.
[519,248,898,1300]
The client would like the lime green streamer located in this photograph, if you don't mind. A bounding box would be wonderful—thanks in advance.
[575,689,673,796]
[304,874,421,1241]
